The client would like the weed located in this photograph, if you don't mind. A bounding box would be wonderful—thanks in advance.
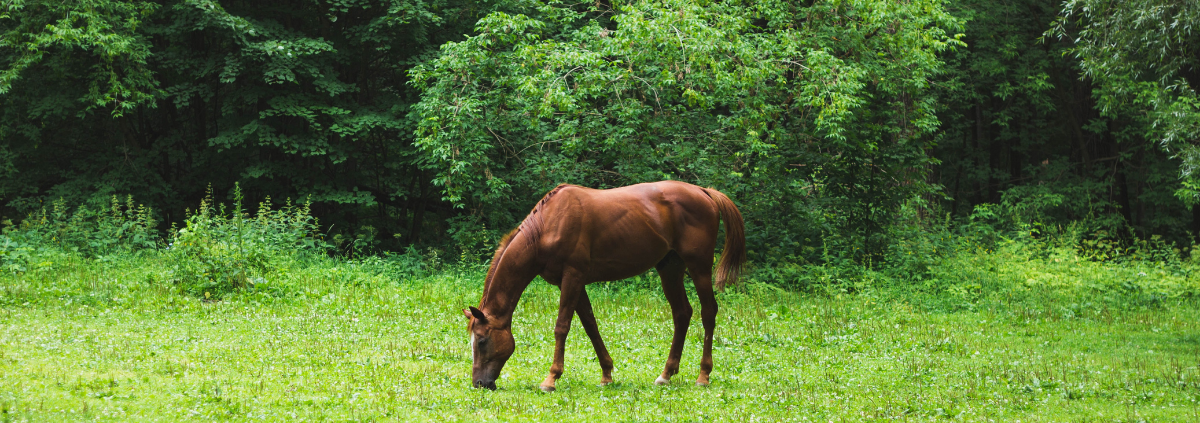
[165,184,329,298]
[0,196,156,273]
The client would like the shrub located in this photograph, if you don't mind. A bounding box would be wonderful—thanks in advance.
[0,196,158,272]
[909,198,1200,310]
[0,232,34,273]
[747,190,1200,312]
[166,185,330,299]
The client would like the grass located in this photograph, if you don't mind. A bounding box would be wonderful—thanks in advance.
[1,253,1199,421]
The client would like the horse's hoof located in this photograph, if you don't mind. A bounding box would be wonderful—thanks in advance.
[654,376,669,385]
[599,380,612,386]
[538,385,556,393]
[695,381,710,387]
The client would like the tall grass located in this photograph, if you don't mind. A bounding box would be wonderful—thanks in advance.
[4,188,1198,311]
[749,198,1200,314]
[0,187,456,303]
[165,185,331,298]
[1,195,157,273]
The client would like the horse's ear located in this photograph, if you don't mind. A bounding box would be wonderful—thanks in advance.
[468,306,488,323]
[462,308,473,320]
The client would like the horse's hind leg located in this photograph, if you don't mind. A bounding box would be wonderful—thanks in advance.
[575,287,614,385]
[655,251,692,385]
[684,257,717,386]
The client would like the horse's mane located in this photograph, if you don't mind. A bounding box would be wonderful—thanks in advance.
[482,228,519,296]
[482,184,572,295]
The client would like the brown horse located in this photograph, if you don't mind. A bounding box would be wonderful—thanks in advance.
[461,181,746,391]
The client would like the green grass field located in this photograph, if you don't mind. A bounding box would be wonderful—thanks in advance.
[2,254,1199,421]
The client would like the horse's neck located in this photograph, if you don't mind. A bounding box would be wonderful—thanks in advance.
[480,236,539,321]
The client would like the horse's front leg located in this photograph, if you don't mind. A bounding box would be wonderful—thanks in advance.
[575,287,614,385]
[540,277,584,392]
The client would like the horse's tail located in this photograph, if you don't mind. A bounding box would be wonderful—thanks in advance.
[703,187,746,291]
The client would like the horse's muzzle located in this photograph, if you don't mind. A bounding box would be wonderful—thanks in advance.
[473,379,497,390]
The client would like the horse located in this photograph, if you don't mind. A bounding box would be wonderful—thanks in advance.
[460,180,746,391]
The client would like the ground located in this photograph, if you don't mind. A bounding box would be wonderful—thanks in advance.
[1,258,1198,421]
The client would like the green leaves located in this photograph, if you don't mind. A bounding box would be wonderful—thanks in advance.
[1053,0,1200,199]
[0,0,160,116]
[166,185,330,298]
[413,0,963,260]
[0,0,531,250]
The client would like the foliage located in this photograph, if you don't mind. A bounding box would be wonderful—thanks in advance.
[0,0,1199,271]
[0,0,160,114]
[0,195,157,272]
[165,184,329,298]
[0,0,528,251]
[413,0,964,261]
[751,192,1200,313]
[931,0,1195,250]
[1052,0,1200,203]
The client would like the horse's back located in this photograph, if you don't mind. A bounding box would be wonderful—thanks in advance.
[553,181,714,235]
[534,181,719,282]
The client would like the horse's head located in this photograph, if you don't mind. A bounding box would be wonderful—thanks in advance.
[462,306,514,390]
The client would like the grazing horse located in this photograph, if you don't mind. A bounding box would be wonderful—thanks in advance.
[461,181,746,391]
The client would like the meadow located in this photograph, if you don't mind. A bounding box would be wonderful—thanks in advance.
[3,0,1199,420]
[2,247,1199,422]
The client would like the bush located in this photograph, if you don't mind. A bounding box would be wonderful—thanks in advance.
[747,191,1200,312]
[0,196,158,272]
[166,185,330,299]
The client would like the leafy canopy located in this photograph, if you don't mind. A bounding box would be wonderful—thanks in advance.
[1053,0,1200,201]
[412,0,963,260]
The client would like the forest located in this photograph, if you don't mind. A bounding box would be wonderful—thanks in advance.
[1,0,1199,420]
[0,0,1196,262]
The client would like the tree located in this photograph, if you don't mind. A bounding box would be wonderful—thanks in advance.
[0,0,525,249]
[1053,0,1200,204]
[412,0,964,261]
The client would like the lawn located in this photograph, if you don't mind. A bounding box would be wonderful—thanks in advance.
[1,255,1198,421]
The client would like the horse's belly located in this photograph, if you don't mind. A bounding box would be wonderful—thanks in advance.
[585,261,659,282]
[581,240,670,282]
[539,236,668,284]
